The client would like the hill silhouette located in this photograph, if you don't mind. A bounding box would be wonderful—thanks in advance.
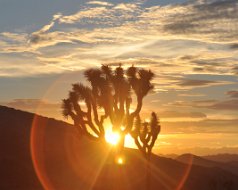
[177,154,238,176]
[203,154,238,163]
[1,105,238,190]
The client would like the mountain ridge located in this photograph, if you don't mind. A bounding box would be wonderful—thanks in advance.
[177,153,238,176]
[203,154,238,163]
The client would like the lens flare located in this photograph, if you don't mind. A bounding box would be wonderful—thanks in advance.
[117,157,124,165]
[105,131,120,145]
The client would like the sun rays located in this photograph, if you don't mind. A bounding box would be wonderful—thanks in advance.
[105,130,121,146]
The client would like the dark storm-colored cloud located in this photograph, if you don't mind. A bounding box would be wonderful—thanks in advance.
[226,91,238,98]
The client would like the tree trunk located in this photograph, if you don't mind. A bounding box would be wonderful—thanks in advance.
[118,134,125,153]
[146,153,151,190]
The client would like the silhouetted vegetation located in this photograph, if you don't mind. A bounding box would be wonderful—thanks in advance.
[62,65,159,149]
[130,112,161,189]
[62,64,160,189]
[131,112,160,157]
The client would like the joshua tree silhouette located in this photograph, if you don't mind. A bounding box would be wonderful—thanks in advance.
[62,65,161,187]
[131,112,161,158]
[62,64,160,189]
[130,112,161,189]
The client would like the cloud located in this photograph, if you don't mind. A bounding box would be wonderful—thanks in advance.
[161,0,238,43]
[1,0,238,79]
[162,118,238,134]
[233,66,238,75]
[158,110,207,119]
[29,33,52,44]
[171,99,238,110]
[170,99,217,108]
[58,7,108,24]
[87,1,113,6]
[0,32,27,43]
[178,79,219,86]
[114,3,139,12]
[28,13,62,45]
[175,52,238,76]
[226,90,238,98]
[175,78,232,89]
[178,93,205,97]
[230,43,238,49]
[211,99,238,110]
[38,21,55,34]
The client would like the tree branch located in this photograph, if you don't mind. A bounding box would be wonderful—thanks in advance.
[131,95,143,117]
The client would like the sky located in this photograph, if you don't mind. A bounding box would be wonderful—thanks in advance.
[0,0,238,156]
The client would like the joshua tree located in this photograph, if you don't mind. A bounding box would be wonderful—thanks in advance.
[130,112,161,189]
[62,64,161,189]
[62,64,160,153]
[131,112,160,158]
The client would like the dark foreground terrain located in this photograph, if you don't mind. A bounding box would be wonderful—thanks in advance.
[1,105,238,190]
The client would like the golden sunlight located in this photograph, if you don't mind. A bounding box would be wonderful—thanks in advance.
[105,131,121,145]
[116,156,124,165]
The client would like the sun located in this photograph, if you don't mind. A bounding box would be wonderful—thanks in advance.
[105,131,121,145]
